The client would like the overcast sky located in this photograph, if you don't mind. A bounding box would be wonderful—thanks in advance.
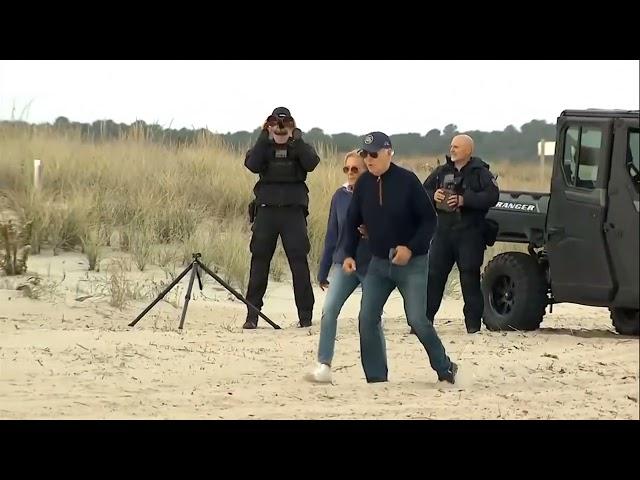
[0,60,637,135]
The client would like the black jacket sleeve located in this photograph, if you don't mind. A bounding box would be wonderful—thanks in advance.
[463,168,500,210]
[408,174,437,253]
[344,181,363,259]
[422,166,442,203]
[317,192,340,283]
[291,139,320,172]
[244,131,271,173]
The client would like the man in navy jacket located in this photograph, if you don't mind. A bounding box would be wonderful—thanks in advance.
[343,131,457,384]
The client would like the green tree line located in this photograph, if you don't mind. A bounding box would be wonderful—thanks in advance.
[0,116,557,162]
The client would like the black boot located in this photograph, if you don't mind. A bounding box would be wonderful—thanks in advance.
[243,315,258,329]
[298,311,312,328]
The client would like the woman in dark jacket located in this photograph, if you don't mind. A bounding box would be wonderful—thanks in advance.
[307,150,372,383]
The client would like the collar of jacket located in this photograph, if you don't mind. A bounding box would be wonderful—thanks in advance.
[445,155,488,171]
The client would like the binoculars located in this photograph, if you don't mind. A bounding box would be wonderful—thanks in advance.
[436,174,461,212]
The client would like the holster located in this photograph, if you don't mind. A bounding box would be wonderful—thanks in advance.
[248,199,257,223]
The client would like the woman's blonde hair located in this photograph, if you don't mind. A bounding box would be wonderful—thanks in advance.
[344,149,363,165]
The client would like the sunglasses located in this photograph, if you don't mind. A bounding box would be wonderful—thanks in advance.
[266,115,295,128]
[343,166,361,174]
[358,149,379,159]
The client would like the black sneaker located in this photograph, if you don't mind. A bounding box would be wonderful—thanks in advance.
[242,319,257,329]
[298,318,312,328]
[467,326,481,334]
[438,362,458,384]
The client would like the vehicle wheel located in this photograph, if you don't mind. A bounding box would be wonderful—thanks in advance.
[481,252,548,331]
[610,308,639,336]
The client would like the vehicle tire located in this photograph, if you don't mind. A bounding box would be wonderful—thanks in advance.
[481,252,548,331]
[610,308,639,336]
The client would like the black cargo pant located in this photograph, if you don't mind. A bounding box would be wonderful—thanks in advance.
[427,225,486,332]
[245,205,314,323]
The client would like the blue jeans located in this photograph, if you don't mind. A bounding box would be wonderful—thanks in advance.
[317,264,365,365]
[358,254,452,382]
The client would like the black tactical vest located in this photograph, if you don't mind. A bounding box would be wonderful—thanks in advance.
[259,146,307,184]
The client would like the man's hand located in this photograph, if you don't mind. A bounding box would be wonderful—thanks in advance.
[434,189,446,203]
[358,224,368,239]
[446,194,463,209]
[266,123,293,144]
[266,124,277,140]
[319,281,330,291]
[288,129,304,151]
[343,257,356,274]
[391,245,412,266]
[258,123,270,141]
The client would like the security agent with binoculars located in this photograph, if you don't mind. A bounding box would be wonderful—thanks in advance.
[423,134,499,334]
[243,107,320,329]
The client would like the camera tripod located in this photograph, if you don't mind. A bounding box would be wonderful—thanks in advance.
[129,253,281,330]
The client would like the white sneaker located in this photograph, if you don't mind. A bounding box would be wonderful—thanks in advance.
[305,363,332,383]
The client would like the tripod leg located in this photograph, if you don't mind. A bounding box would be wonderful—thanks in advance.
[179,263,198,330]
[129,262,193,327]
[196,266,203,291]
[196,259,281,330]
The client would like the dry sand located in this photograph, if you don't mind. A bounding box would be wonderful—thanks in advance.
[1,250,638,419]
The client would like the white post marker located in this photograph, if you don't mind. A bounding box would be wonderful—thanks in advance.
[33,159,43,190]
[537,140,555,184]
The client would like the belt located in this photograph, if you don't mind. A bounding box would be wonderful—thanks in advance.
[259,204,299,208]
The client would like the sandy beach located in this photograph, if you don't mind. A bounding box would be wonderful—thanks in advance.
[1,250,638,419]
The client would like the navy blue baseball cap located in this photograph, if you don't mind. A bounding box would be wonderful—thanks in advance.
[360,131,392,153]
[271,106,292,118]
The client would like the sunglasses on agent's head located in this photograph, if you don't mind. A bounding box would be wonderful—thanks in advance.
[266,115,295,128]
